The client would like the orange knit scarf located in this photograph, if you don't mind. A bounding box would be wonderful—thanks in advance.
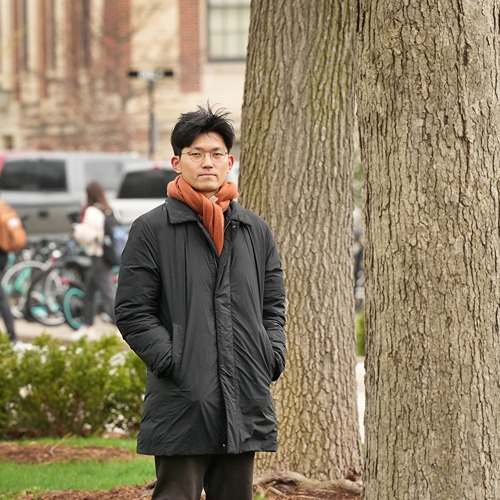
[167,176,239,255]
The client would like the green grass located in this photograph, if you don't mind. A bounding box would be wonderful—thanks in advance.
[0,437,155,496]
[0,459,154,494]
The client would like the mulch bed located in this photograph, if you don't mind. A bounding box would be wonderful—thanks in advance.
[0,442,135,464]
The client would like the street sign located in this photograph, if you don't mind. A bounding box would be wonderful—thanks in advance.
[127,69,174,80]
[126,68,174,158]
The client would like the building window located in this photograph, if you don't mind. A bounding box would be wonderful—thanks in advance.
[207,0,250,61]
[2,135,14,150]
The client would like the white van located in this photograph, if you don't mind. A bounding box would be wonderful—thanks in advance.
[0,151,148,238]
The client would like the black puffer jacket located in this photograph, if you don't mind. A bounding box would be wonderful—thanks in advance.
[115,198,286,456]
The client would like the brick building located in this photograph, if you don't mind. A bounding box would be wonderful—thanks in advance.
[0,0,249,160]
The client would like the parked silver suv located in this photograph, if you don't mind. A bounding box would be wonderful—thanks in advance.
[0,151,148,238]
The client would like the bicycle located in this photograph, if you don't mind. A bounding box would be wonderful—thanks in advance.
[25,252,91,327]
[62,266,119,330]
[1,238,67,319]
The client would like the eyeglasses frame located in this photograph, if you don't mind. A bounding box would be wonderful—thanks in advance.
[180,150,229,163]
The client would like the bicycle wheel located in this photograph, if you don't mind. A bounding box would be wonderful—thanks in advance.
[25,267,66,326]
[1,260,46,318]
[62,283,85,330]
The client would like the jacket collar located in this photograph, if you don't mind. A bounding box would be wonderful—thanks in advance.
[165,198,252,226]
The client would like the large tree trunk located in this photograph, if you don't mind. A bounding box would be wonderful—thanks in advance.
[239,0,362,480]
[356,1,500,498]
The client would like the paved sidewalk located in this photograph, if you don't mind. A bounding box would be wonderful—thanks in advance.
[15,317,121,345]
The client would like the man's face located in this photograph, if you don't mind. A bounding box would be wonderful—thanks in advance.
[171,132,234,198]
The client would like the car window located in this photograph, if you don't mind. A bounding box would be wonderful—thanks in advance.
[84,161,124,191]
[118,170,178,198]
[0,159,67,191]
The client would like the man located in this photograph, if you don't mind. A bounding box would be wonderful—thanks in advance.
[115,105,286,500]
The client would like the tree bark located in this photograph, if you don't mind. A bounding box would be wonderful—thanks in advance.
[356,1,500,498]
[240,0,362,480]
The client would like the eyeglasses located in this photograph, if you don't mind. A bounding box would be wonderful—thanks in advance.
[181,150,228,163]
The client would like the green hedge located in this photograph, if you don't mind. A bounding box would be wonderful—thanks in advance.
[0,334,146,439]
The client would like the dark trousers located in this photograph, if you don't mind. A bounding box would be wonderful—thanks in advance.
[153,452,255,500]
[83,256,116,326]
[0,268,16,342]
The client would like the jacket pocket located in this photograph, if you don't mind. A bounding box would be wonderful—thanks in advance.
[261,327,276,382]
[170,323,185,385]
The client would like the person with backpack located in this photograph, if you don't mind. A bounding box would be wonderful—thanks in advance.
[72,181,117,339]
[0,199,26,344]
[0,247,19,344]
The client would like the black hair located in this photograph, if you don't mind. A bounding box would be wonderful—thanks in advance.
[170,104,234,156]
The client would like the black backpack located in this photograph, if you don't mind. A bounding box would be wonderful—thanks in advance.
[102,212,128,266]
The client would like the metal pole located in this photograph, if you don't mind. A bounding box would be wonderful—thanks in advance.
[148,78,156,159]
[127,69,173,159]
